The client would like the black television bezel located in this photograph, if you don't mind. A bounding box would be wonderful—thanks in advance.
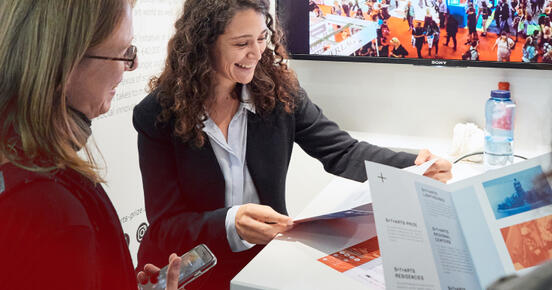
[276,0,552,70]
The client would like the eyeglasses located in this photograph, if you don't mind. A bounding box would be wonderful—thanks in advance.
[84,45,137,69]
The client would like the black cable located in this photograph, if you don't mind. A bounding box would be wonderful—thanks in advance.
[514,155,528,160]
[453,152,528,164]
[453,152,483,163]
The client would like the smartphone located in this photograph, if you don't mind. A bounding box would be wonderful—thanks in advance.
[139,244,217,290]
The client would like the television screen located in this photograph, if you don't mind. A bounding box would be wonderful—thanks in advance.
[277,0,552,69]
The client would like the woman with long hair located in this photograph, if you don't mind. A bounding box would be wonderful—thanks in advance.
[133,0,452,288]
[427,19,441,57]
[0,0,178,289]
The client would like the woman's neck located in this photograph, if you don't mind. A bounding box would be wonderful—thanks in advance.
[208,79,240,140]
[209,92,239,120]
[212,75,236,99]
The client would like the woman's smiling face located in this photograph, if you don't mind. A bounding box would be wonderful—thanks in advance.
[211,9,268,87]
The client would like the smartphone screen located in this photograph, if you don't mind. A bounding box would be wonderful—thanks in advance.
[141,244,217,290]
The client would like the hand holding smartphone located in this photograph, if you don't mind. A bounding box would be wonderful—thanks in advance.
[139,244,217,290]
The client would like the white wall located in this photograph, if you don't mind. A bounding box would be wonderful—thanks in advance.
[290,60,552,153]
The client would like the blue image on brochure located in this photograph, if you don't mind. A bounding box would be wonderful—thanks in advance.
[483,166,552,220]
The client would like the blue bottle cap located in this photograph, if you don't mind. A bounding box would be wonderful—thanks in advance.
[491,90,511,99]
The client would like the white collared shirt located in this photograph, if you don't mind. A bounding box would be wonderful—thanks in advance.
[439,1,447,12]
[202,85,259,252]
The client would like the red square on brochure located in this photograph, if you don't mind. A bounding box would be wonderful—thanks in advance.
[318,236,380,273]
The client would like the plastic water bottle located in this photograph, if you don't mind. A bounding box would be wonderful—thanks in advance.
[484,89,516,169]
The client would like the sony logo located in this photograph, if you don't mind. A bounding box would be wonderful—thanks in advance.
[431,60,447,65]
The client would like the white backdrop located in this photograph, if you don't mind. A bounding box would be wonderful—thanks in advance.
[90,0,185,266]
[90,0,552,267]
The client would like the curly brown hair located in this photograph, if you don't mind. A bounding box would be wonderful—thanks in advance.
[149,0,299,147]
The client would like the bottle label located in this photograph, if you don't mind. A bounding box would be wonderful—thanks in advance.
[492,105,514,130]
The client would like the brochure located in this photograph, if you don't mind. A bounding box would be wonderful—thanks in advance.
[365,153,552,290]
[294,160,437,224]
[293,176,373,223]
[318,236,385,289]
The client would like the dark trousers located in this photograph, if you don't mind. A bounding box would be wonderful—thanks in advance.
[445,32,457,49]
[439,12,446,28]
[498,19,510,34]
[415,41,424,58]
[537,0,544,12]
[429,38,439,55]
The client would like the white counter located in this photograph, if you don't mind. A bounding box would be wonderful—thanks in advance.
[231,132,544,290]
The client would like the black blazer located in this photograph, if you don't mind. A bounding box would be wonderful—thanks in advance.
[133,88,416,288]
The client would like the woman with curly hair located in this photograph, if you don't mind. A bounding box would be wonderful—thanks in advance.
[132,0,452,288]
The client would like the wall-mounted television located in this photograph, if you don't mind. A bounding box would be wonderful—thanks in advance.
[277,0,552,69]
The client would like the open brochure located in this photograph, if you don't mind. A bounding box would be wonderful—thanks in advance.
[293,176,373,223]
[365,153,552,290]
[293,161,438,224]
